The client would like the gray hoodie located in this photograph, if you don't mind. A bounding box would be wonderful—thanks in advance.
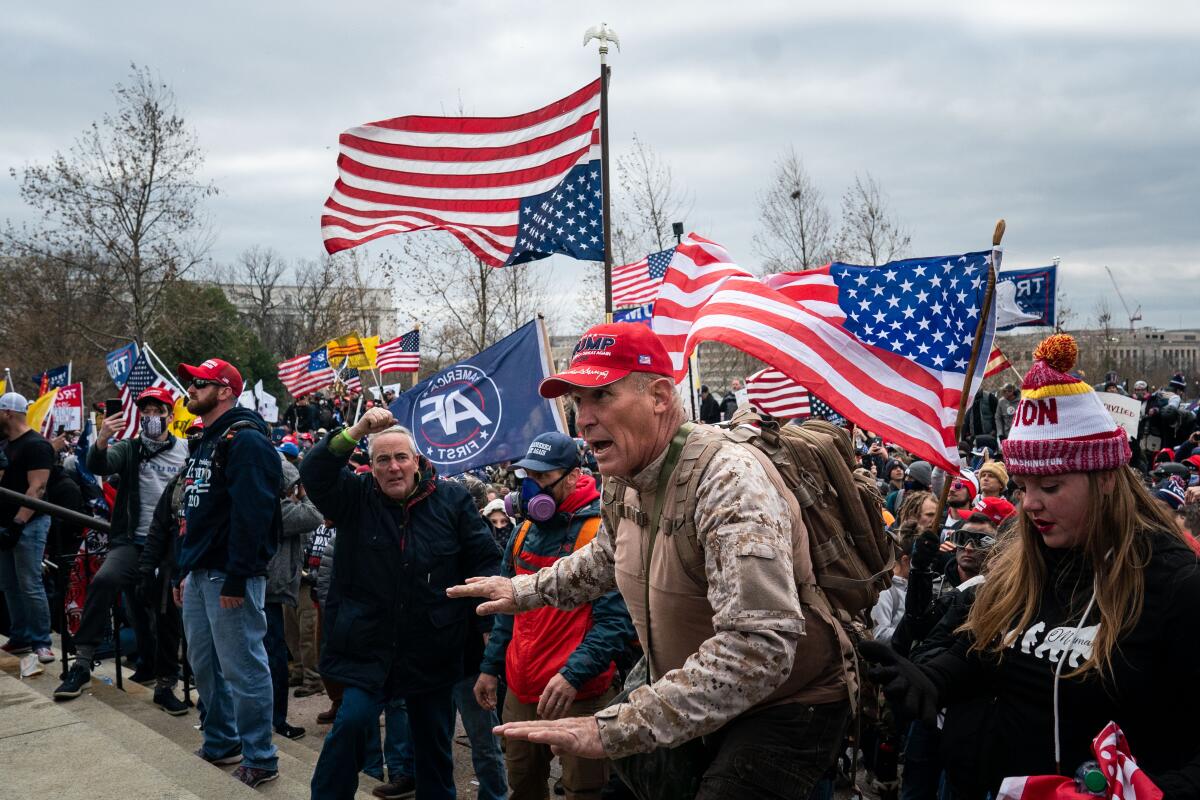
[266,459,323,606]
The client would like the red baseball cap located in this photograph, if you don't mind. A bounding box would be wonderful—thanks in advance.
[957,496,1016,527]
[135,386,176,410]
[1186,455,1200,471]
[177,358,243,397]
[539,323,674,399]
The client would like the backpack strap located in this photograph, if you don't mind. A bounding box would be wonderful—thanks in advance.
[510,520,532,563]
[572,517,601,552]
[642,422,693,678]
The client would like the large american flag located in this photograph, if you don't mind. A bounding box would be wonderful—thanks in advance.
[321,80,603,268]
[745,368,811,419]
[278,347,335,398]
[117,353,177,440]
[612,247,673,308]
[376,330,421,373]
[652,234,997,472]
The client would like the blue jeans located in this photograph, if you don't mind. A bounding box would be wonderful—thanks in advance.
[0,515,52,649]
[313,684,456,800]
[452,674,507,800]
[363,697,414,781]
[181,570,277,772]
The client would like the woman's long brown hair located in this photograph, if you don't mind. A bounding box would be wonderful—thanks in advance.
[962,466,1182,677]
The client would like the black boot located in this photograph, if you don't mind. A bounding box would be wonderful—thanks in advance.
[53,662,92,701]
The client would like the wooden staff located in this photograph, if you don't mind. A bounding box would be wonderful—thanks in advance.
[932,219,1004,531]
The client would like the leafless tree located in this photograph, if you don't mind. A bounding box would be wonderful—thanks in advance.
[753,149,832,272]
[388,234,549,366]
[616,133,692,255]
[832,173,911,266]
[221,246,287,349]
[2,64,217,346]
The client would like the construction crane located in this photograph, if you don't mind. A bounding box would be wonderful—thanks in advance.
[1104,266,1143,332]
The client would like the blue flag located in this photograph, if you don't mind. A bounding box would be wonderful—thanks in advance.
[996,265,1056,330]
[32,364,70,390]
[613,302,655,327]
[105,342,140,387]
[389,320,565,477]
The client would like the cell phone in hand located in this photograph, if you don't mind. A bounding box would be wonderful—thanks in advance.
[105,398,122,417]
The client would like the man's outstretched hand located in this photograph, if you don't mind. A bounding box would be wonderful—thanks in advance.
[446,575,518,615]
[494,715,605,759]
[857,639,940,726]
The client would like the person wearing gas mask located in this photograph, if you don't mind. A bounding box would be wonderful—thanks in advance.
[54,387,189,712]
[475,432,635,800]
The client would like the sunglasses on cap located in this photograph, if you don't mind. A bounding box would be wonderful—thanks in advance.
[952,529,996,550]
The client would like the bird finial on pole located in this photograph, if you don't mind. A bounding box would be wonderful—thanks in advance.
[583,23,621,64]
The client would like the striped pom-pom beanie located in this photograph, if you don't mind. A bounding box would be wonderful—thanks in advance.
[1000,334,1131,475]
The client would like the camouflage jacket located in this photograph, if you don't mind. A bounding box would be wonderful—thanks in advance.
[511,439,806,759]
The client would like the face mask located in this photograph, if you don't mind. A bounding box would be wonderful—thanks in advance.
[505,473,569,523]
[140,415,167,439]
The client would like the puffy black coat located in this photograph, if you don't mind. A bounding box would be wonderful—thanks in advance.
[300,432,500,695]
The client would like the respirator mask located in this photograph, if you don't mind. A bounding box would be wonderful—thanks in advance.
[504,472,571,523]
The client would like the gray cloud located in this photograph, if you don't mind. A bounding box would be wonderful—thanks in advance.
[2,1,1197,333]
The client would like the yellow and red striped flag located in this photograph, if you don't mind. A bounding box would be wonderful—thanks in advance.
[984,346,1012,379]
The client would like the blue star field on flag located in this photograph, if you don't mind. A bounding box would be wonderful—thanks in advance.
[830,250,992,374]
[506,160,603,266]
[307,346,331,373]
[647,248,672,281]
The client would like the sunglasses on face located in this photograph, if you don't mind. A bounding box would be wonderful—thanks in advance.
[951,480,969,490]
[952,530,995,550]
[190,378,222,389]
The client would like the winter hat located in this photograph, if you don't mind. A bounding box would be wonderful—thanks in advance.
[905,460,932,489]
[977,461,1009,489]
[952,469,979,502]
[1154,476,1187,510]
[1001,334,1131,475]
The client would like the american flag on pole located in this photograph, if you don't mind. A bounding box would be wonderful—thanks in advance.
[651,234,997,472]
[321,80,603,268]
[745,368,811,419]
[612,247,673,309]
[278,347,335,398]
[117,353,178,440]
[376,330,421,373]
[984,345,1012,378]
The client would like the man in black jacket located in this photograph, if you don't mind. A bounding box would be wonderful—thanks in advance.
[302,406,500,800]
[173,358,282,789]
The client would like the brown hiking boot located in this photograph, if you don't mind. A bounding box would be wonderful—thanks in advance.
[316,703,341,724]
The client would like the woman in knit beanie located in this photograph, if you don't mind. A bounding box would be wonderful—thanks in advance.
[861,335,1200,797]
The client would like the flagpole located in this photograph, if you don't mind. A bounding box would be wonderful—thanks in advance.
[584,23,619,321]
[536,314,569,434]
[142,343,188,396]
[932,219,1003,529]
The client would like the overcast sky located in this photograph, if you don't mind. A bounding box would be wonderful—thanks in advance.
[3,1,1198,334]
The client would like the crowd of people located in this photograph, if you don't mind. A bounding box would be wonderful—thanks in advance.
[2,324,1199,800]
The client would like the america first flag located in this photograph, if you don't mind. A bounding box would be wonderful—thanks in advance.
[652,234,997,472]
[321,81,602,268]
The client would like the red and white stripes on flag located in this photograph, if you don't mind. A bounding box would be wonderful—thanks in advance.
[745,369,811,419]
[611,255,658,308]
[376,330,421,373]
[650,233,994,472]
[984,345,1012,379]
[321,80,601,266]
[997,722,1162,800]
[278,354,334,398]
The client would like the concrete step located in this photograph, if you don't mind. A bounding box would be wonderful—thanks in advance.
[1,649,382,800]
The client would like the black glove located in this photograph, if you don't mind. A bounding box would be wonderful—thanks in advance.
[0,519,25,551]
[910,531,939,573]
[857,639,940,726]
[134,571,158,608]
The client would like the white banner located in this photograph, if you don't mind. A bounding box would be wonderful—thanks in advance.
[1100,393,1142,439]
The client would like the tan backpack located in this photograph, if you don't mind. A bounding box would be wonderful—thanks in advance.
[659,407,893,627]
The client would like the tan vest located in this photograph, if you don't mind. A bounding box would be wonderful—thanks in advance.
[604,426,851,709]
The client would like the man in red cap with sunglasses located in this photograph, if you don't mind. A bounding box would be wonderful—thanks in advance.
[55,385,189,714]
[450,323,850,799]
[173,357,283,788]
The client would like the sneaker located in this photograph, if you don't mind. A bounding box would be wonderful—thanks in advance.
[154,686,189,716]
[316,703,340,724]
[35,647,55,664]
[275,722,306,740]
[232,765,279,788]
[195,745,243,766]
[1,640,32,655]
[129,666,156,685]
[293,683,324,698]
[53,662,92,700]
[372,775,416,799]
